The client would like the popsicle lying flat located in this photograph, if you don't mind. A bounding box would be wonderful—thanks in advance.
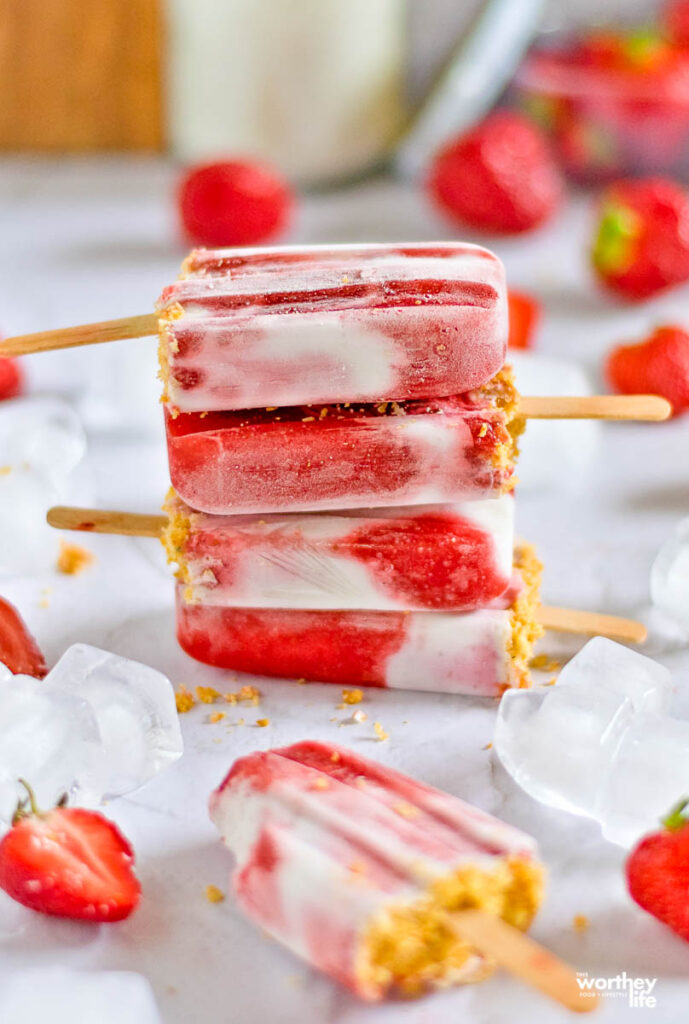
[163,492,515,612]
[209,741,545,1001]
[165,369,520,516]
[157,242,508,412]
[176,544,542,694]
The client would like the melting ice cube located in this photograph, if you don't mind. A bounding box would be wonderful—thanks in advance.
[651,517,689,632]
[44,644,183,798]
[0,646,183,823]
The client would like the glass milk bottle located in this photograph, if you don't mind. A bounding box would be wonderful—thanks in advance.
[165,0,407,187]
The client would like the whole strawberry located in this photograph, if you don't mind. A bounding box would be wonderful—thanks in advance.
[428,111,563,234]
[626,798,689,941]
[179,159,294,247]
[0,596,47,677]
[592,178,689,300]
[0,782,140,921]
[606,324,689,415]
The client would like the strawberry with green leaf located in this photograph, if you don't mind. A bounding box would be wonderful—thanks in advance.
[626,798,689,941]
[0,782,140,922]
[592,178,689,300]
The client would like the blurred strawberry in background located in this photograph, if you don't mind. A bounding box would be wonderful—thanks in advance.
[0,356,24,401]
[606,325,689,416]
[428,111,563,234]
[664,0,689,46]
[507,291,541,350]
[179,159,294,247]
[591,178,689,300]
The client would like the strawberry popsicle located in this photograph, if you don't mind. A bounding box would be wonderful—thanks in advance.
[209,741,544,1000]
[176,545,542,694]
[157,243,508,412]
[165,369,521,515]
[163,492,515,612]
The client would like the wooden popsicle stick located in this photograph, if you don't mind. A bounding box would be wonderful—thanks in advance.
[450,910,598,1013]
[47,505,166,538]
[537,606,647,644]
[519,394,672,422]
[0,313,158,356]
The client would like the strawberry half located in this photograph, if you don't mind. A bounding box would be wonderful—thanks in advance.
[0,596,47,677]
[0,783,140,922]
[626,798,689,941]
[606,324,689,416]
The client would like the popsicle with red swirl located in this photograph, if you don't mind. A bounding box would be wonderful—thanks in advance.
[158,242,508,412]
[163,492,515,612]
[209,741,543,1000]
[165,369,520,516]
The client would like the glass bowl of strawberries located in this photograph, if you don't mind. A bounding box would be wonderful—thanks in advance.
[514,7,689,184]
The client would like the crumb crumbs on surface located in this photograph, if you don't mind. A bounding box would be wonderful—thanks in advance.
[373,721,389,741]
[209,711,226,724]
[0,465,11,476]
[530,653,562,672]
[341,688,363,705]
[224,684,261,705]
[196,685,221,704]
[330,750,341,762]
[296,677,307,685]
[205,885,225,904]
[256,718,270,727]
[545,676,557,686]
[483,742,493,750]
[311,778,329,790]
[175,685,196,713]
[351,709,367,724]
[573,914,589,933]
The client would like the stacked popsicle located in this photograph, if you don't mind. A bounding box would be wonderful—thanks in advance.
[158,242,544,695]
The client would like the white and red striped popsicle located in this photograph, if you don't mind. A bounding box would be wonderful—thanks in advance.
[158,242,508,412]
[210,741,546,1002]
[164,492,515,613]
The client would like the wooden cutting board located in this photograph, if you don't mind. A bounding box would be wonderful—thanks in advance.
[0,0,163,150]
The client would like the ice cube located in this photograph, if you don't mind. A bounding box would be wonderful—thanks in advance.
[495,682,636,816]
[509,352,601,493]
[0,397,89,574]
[0,397,85,486]
[0,676,101,823]
[557,636,673,715]
[597,715,689,846]
[0,968,162,1024]
[651,517,689,631]
[44,644,183,797]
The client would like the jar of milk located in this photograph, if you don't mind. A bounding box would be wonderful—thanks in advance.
[165,0,407,187]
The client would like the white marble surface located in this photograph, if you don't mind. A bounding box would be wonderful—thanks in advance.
[1,159,689,1022]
